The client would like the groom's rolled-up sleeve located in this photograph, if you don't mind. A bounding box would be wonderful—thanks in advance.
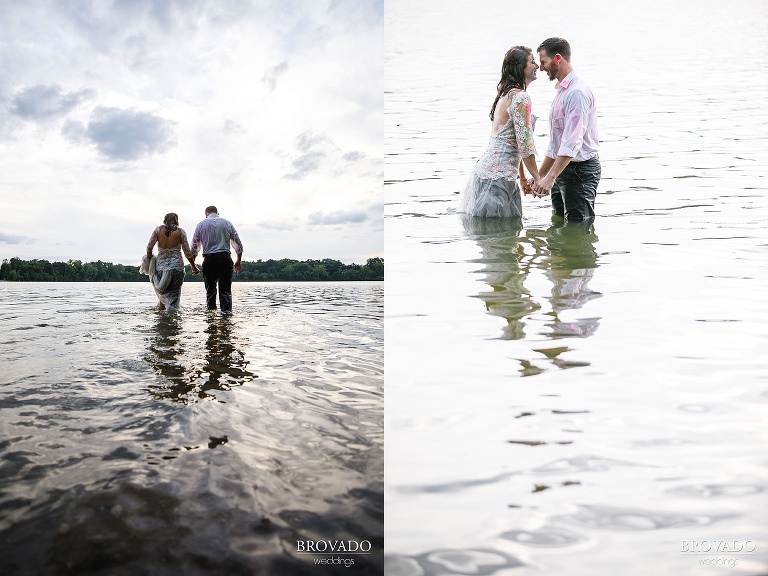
[190,223,202,258]
[229,225,243,255]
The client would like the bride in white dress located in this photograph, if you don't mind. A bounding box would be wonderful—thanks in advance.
[142,213,199,311]
[458,45,546,218]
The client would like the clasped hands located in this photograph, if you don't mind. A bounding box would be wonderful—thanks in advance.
[521,174,553,198]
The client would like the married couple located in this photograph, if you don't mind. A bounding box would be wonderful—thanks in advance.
[142,206,244,313]
[457,37,601,222]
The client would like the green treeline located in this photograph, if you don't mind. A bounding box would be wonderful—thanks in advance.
[0,257,384,282]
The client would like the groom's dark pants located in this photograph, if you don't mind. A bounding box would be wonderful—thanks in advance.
[551,155,601,222]
[202,252,234,311]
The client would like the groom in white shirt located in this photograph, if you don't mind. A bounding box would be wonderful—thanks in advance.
[533,37,601,222]
[190,206,244,312]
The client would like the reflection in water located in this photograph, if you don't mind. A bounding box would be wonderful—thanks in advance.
[461,216,602,371]
[461,216,531,340]
[144,313,255,403]
[541,221,601,339]
[0,282,382,575]
[197,314,256,394]
[385,548,524,576]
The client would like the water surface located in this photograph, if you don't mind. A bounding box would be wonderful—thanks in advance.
[385,1,768,574]
[0,281,383,575]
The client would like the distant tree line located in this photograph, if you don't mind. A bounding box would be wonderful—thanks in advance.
[0,257,384,282]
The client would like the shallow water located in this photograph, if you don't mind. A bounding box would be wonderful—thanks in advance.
[0,281,383,575]
[385,0,768,574]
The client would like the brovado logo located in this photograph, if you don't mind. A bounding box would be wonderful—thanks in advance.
[296,540,373,554]
[681,540,756,554]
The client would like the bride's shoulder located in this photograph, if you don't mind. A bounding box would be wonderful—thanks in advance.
[510,89,531,101]
[505,89,530,104]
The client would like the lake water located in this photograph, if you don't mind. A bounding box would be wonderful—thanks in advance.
[385,1,768,575]
[0,281,383,575]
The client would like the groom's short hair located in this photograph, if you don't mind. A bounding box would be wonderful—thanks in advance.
[205,205,218,215]
[538,37,571,61]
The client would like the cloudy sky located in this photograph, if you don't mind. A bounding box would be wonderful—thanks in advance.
[0,0,383,265]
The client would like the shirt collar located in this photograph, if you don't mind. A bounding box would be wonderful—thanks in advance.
[556,71,576,90]
[207,213,220,219]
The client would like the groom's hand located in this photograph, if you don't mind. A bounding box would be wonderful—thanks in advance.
[533,173,555,197]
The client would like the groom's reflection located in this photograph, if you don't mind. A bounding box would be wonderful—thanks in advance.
[145,313,254,403]
[461,215,601,371]
[194,315,255,397]
[539,220,601,339]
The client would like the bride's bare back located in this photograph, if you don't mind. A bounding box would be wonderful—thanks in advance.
[156,226,182,249]
[491,89,521,134]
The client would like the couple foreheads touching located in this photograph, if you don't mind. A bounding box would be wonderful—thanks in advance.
[458,37,601,224]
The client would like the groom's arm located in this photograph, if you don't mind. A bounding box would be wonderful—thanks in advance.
[534,154,572,194]
[230,225,243,273]
[538,155,555,179]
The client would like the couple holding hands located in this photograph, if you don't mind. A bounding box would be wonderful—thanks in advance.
[458,37,601,223]
[142,206,244,313]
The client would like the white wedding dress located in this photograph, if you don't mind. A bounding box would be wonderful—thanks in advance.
[458,90,537,218]
[141,226,194,311]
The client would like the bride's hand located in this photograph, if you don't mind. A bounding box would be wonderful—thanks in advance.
[520,177,533,195]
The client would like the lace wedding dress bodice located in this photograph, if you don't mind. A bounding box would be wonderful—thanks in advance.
[457,90,537,218]
[472,90,537,180]
[147,227,193,272]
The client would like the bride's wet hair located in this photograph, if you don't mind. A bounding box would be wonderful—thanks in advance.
[163,213,179,237]
[490,46,532,121]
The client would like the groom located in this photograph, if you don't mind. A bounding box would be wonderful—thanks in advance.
[533,37,601,222]
[190,206,244,313]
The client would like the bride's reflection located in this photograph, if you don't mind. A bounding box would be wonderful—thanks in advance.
[144,313,254,403]
[144,312,189,401]
[461,216,532,340]
[461,215,601,370]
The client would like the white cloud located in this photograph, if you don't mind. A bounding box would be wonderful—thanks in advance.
[10,84,95,121]
[81,107,176,161]
[0,233,34,245]
[308,209,368,225]
[262,61,289,93]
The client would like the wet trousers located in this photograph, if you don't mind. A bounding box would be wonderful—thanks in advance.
[202,252,234,311]
[551,155,601,222]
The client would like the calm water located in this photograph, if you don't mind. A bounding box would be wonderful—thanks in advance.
[0,281,383,575]
[385,1,768,575]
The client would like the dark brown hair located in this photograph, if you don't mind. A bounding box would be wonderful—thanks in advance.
[490,46,532,121]
[163,213,179,237]
[537,37,571,61]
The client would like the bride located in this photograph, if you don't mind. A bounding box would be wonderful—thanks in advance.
[458,45,546,218]
[142,213,199,311]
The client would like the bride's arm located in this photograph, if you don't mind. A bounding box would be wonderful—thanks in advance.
[146,227,159,259]
[518,161,532,194]
[513,93,546,194]
[179,229,199,273]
